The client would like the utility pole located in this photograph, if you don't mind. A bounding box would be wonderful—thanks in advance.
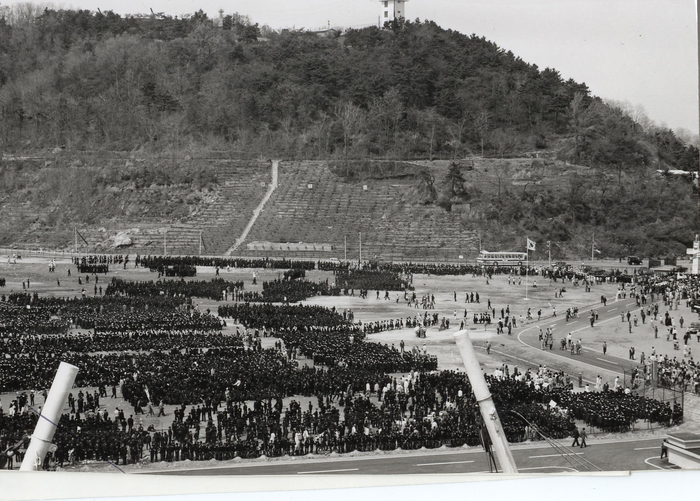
[547,241,551,268]
[199,231,202,256]
[164,232,167,256]
[591,233,595,262]
[344,235,347,261]
[359,232,362,266]
[74,227,77,254]
[525,240,529,301]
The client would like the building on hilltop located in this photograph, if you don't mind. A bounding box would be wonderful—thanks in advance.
[379,0,407,23]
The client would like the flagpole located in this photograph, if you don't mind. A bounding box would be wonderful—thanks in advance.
[525,238,529,301]
[359,232,362,266]
[199,231,202,256]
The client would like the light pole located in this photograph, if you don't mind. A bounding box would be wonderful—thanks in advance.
[547,240,551,268]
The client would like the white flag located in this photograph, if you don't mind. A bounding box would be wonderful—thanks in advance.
[527,238,536,251]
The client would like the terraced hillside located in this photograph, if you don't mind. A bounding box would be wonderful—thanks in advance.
[156,161,271,255]
[0,156,270,255]
[241,161,481,262]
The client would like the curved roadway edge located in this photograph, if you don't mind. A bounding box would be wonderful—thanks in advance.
[516,298,646,378]
[224,159,279,256]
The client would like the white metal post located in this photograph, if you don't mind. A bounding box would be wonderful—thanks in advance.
[525,239,529,300]
[359,232,362,265]
[20,362,79,471]
[453,331,518,473]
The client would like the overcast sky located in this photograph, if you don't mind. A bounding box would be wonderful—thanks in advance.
[6,0,699,133]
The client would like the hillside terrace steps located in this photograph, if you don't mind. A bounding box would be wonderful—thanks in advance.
[161,161,272,255]
[239,161,479,261]
[224,160,279,256]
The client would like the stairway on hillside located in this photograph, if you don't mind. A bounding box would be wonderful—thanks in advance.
[240,161,480,261]
[163,161,271,255]
[225,160,279,255]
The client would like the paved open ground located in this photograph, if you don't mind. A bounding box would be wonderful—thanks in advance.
[1,254,698,474]
[147,437,676,476]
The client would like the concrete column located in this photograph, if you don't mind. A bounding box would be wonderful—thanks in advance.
[20,362,79,471]
[453,330,518,473]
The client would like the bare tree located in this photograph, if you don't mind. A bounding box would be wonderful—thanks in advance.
[473,109,492,157]
[335,102,365,160]
[568,92,585,159]
[447,118,467,159]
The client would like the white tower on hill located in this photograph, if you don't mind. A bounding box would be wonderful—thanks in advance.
[379,0,408,24]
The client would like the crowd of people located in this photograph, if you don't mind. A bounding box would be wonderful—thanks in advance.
[2,364,682,468]
[136,256,316,271]
[105,278,245,301]
[0,329,239,356]
[259,278,340,303]
[74,255,129,266]
[1,254,695,470]
[334,269,411,292]
[2,292,223,333]
[218,303,350,332]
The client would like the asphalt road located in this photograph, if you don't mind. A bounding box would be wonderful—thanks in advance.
[516,298,647,378]
[149,437,676,476]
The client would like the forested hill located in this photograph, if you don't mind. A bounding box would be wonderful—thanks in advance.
[0,8,697,171]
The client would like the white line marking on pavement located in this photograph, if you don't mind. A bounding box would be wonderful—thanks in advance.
[529,453,583,459]
[609,308,617,311]
[569,315,619,334]
[518,466,579,472]
[416,460,475,467]
[596,358,618,365]
[635,447,659,451]
[644,457,665,470]
[298,468,359,474]
[627,303,636,307]
[473,465,579,474]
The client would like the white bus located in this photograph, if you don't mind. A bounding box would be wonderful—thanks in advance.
[476,250,528,266]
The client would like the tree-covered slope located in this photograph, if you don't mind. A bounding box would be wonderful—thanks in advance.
[0,8,696,171]
[0,7,697,259]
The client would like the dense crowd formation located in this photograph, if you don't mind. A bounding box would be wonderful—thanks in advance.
[136,256,316,271]
[106,278,245,301]
[0,330,238,355]
[260,278,340,303]
[74,255,129,266]
[1,293,222,333]
[334,269,411,292]
[1,368,680,468]
[218,303,350,331]
[1,256,694,470]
